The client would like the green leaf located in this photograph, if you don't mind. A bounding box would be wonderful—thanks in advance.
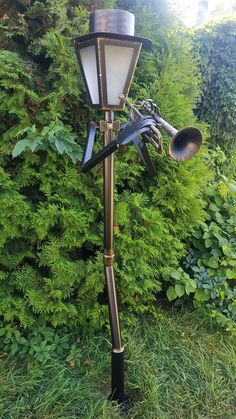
[228,259,236,267]
[175,284,185,297]
[0,328,6,336]
[207,257,219,269]
[194,288,210,302]
[167,286,177,301]
[215,195,223,206]
[36,353,46,363]
[185,279,196,295]
[205,239,212,248]
[226,269,236,279]
[170,270,181,280]
[209,203,219,212]
[203,230,210,239]
[54,139,66,154]
[188,278,197,289]
[12,139,31,157]
[28,136,42,151]
[229,181,236,192]
[222,246,233,256]
[65,147,82,163]
[12,136,42,157]
[11,342,18,355]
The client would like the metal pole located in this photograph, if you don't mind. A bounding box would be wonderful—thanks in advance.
[103,110,124,403]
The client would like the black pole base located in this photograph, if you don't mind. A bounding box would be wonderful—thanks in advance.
[109,349,125,403]
[108,350,132,412]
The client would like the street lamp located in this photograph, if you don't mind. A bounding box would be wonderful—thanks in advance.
[74,9,151,110]
[74,8,202,405]
[74,8,152,404]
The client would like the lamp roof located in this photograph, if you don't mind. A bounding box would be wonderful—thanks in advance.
[74,9,152,51]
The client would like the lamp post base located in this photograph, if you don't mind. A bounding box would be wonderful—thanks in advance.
[108,349,132,411]
[110,349,124,403]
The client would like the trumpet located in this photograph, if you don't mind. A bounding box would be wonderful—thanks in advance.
[120,96,202,161]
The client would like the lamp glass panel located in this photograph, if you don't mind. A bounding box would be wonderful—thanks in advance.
[79,44,99,104]
[104,44,135,105]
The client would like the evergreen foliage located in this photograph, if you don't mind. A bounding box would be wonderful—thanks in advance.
[193,17,236,152]
[0,0,209,335]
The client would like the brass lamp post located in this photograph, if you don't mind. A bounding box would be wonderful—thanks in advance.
[74,9,152,403]
[74,8,202,404]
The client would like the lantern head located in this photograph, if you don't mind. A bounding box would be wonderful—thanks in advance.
[74,9,151,110]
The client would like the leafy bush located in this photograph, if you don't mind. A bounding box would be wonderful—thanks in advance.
[0,0,209,337]
[193,17,236,152]
[0,320,84,364]
[186,149,236,332]
[166,148,236,333]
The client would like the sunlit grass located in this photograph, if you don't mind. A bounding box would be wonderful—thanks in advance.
[0,310,235,418]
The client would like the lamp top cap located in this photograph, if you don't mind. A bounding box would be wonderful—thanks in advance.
[89,9,135,36]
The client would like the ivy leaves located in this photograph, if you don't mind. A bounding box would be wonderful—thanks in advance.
[12,124,82,163]
[194,18,236,151]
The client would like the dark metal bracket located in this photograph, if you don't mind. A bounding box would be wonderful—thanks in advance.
[81,122,98,165]
[81,115,160,175]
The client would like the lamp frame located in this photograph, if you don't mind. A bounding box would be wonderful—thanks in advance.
[74,33,151,110]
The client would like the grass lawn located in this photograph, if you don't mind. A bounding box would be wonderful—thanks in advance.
[0,310,235,418]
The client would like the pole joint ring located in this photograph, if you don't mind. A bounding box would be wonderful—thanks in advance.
[103,253,115,266]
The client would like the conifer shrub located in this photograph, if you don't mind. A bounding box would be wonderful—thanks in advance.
[0,0,210,339]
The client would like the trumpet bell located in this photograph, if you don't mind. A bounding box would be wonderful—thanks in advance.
[169,126,202,161]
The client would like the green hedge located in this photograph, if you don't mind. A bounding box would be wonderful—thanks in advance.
[194,17,236,152]
[0,0,209,336]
